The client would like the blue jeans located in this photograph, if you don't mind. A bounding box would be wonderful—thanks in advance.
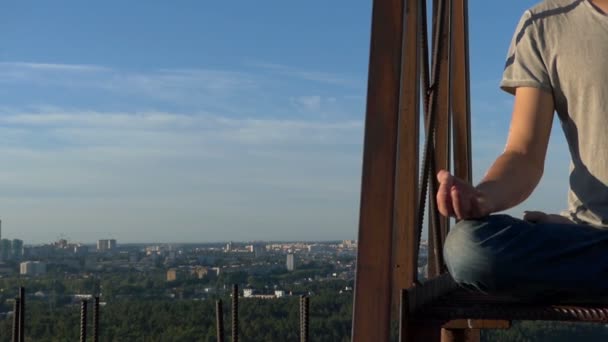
[443,214,608,302]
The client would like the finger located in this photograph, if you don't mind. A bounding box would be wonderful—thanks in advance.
[437,169,452,183]
[450,185,463,220]
[436,186,454,217]
[472,195,488,218]
[456,185,472,219]
[436,171,454,217]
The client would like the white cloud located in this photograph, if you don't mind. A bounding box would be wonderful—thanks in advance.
[292,95,322,112]
[0,61,368,242]
[248,61,359,87]
[0,62,110,72]
[0,62,259,106]
[0,107,364,242]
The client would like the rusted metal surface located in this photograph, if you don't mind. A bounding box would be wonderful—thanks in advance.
[441,328,480,342]
[394,0,421,301]
[418,288,608,323]
[452,0,472,185]
[417,0,449,278]
[407,274,458,314]
[216,300,225,342]
[443,319,511,329]
[427,0,452,278]
[401,276,460,341]
[399,289,409,342]
[351,0,405,340]
[12,298,19,342]
[399,290,443,342]
[354,0,477,340]
[80,300,88,342]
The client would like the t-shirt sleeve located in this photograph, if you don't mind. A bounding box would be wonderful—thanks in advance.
[500,10,552,95]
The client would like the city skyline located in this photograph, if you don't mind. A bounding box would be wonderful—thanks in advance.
[1,1,571,243]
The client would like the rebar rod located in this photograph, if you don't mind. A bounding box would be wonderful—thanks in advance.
[301,296,310,342]
[93,296,100,342]
[416,0,449,278]
[231,284,239,342]
[18,287,25,342]
[12,298,19,342]
[299,296,304,341]
[216,300,225,342]
[80,300,88,342]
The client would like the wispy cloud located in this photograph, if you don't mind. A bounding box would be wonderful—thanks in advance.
[248,61,360,87]
[0,104,364,242]
[0,62,259,106]
[0,62,110,72]
[0,60,369,242]
[0,61,364,121]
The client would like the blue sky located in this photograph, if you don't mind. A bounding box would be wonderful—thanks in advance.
[0,1,570,244]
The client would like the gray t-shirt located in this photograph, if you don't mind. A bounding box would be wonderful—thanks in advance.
[501,0,608,226]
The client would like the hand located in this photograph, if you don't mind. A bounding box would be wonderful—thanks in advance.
[436,170,492,220]
[523,211,574,224]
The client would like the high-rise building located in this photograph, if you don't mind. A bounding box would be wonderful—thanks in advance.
[250,244,266,256]
[20,261,47,276]
[97,239,117,251]
[74,245,89,256]
[11,239,23,259]
[286,253,295,271]
[0,239,11,261]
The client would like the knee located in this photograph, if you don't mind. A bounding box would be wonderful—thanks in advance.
[443,217,507,292]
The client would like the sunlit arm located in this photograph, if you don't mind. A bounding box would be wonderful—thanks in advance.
[475,87,555,214]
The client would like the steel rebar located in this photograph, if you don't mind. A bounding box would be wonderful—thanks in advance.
[300,296,310,342]
[93,296,100,342]
[12,298,19,342]
[216,300,225,342]
[18,287,25,342]
[299,295,304,339]
[416,0,449,276]
[80,300,88,342]
[231,284,239,342]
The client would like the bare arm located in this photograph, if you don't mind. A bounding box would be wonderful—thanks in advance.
[437,87,555,219]
[476,86,555,213]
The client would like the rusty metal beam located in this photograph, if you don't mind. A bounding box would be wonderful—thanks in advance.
[452,0,473,185]
[428,0,452,278]
[394,0,421,300]
[443,320,511,330]
[351,0,405,340]
[356,0,474,340]
[441,328,480,342]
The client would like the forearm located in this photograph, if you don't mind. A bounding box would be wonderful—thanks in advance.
[475,151,543,214]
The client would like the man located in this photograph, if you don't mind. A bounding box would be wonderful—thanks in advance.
[440,0,608,301]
